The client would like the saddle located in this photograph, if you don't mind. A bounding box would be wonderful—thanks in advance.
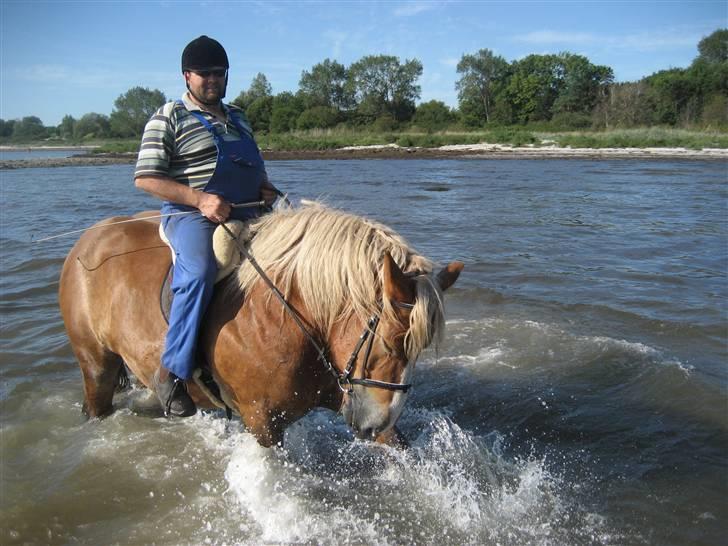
[158,220,250,323]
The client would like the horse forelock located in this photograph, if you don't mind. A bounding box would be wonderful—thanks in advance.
[234,203,444,353]
[406,275,445,360]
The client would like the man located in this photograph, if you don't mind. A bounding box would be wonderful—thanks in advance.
[135,35,278,417]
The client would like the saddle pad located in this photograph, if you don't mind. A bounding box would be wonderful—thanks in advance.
[158,219,250,323]
[160,264,174,324]
[158,220,250,283]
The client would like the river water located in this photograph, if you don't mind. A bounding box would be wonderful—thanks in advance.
[0,149,85,161]
[1,158,726,545]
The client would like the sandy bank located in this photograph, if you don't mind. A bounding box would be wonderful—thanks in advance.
[1,144,726,169]
[0,145,98,152]
[0,153,137,169]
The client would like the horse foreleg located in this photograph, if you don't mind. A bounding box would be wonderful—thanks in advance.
[75,346,124,418]
[241,412,286,448]
[375,426,409,449]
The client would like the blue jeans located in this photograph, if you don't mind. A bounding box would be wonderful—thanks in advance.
[160,209,218,379]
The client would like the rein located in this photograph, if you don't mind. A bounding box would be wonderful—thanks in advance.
[218,221,414,394]
[32,200,266,243]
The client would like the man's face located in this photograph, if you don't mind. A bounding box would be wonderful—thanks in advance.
[184,68,227,104]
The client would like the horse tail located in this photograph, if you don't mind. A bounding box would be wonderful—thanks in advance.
[115,363,131,392]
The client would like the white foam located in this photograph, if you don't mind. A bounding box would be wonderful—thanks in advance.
[217,405,614,544]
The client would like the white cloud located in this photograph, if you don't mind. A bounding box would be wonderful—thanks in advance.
[19,64,70,82]
[324,30,349,59]
[515,28,702,51]
[516,30,595,45]
[393,1,437,17]
[618,32,698,51]
[440,57,459,68]
[9,64,181,100]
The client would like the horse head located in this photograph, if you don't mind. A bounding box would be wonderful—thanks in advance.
[340,252,463,440]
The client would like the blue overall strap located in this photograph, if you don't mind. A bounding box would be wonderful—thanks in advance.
[222,104,254,140]
[176,100,221,140]
[177,100,252,144]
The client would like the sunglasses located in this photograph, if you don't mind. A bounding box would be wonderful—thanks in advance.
[190,68,227,78]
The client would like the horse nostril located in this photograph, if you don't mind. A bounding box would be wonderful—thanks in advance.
[356,426,378,440]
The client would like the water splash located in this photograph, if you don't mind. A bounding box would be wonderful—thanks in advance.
[219,409,613,545]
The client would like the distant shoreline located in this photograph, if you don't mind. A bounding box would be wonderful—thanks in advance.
[0,145,98,152]
[1,143,726,169]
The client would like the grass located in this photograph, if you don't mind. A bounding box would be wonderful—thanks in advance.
[256,127,540,150]
[6,127,727,154]
[89,139,139,154]
[537,128,728,150]
[256,126,727,150]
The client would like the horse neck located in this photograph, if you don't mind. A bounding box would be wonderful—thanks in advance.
[271,284,346,412]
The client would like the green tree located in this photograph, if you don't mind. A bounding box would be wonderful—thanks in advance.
[701,93,728,126]
[412,100,454,132]
[347,55,423,122]
[74,113,110,140]
[552,53,613,115]
[505,54,562,123]
[646,68,695,125]
[455,49,510,125]
[12,116,47,140]
[233,73,272,111]
[697,29,728,64]
[270,92,305,133]
[109,86,166,137]
[58,115,76,139]
[296,106,339,130]
[299,59,352,110]
[245,95,273,133]
[0,119,15,138]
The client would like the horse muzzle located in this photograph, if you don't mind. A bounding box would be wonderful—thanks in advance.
[341,385,408,441]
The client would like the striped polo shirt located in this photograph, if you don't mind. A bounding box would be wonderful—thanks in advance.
[134,93,267,189]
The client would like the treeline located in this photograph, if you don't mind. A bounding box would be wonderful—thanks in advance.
[1,29,725,143]
[0,87,165,142]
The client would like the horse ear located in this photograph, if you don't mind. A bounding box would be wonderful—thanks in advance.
[382,252,415,303]
[436,261,464,292]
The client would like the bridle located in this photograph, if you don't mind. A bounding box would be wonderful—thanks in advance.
[331,299,415,394]
[219,222,416,396]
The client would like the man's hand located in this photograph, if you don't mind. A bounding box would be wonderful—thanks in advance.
[136,176,231,223]
[197,192,231,223]
[260,181,279,207]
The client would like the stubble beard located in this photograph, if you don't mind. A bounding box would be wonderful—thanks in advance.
[189,82,226,106]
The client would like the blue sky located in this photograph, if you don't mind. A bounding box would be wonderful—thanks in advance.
[1,0,725,126]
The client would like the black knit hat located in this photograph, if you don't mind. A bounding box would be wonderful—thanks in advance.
[181,35,229,72]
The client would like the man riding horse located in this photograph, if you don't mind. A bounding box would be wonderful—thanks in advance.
[61,36,464,445]
[134,35,279,417]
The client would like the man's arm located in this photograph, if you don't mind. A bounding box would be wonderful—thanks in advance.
[135,175,231,222]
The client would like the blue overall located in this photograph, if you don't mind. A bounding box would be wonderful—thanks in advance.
[160,103,266,379]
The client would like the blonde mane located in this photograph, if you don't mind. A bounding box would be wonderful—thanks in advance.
[234,203,445,360]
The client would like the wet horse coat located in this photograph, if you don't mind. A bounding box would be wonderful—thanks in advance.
[59,205,462,446]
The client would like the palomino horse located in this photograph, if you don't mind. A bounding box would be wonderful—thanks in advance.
[59,203,462,447]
